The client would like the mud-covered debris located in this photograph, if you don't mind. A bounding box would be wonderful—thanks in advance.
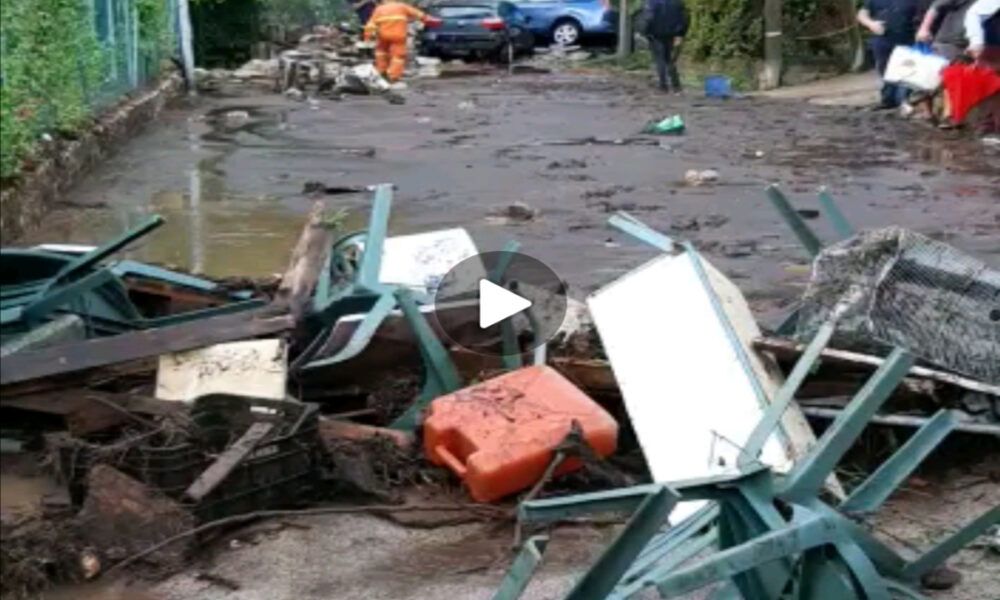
[671,214,729,231]
[489,201,538,223]
[1,512,88,599]
[77,465,195,570]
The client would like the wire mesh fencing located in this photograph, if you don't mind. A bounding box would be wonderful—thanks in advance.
[795,227,1000,385]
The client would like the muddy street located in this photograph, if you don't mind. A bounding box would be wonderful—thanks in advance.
[24,69,999,317]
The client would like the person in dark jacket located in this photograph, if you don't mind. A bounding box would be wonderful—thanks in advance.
[643,0,689,93]
[858,0,920,108]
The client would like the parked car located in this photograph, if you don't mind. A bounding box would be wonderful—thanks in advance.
[419,1,535,60]
[507,0,617,46]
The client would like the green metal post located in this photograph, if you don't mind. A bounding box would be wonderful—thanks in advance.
[816,188,856,239]
[766,185,823,258]
[48,215,164,287]
[902,506,1000,580]
[840,410,959,515]
[390,288,462,431]
[356,184,393,291]
[609,212,676,252]
[654,516,837,598]
[740,320,836,467]
[23,269,118,325]
[780,347,915,502]
[492,536,549,600]
[489,240,521,283]
[564,487,680,600]
[519,484,664,526]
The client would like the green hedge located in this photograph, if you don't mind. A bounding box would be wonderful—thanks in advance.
[0,0,174,179]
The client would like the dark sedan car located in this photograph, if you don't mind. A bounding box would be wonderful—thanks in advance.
[419,1,535,60]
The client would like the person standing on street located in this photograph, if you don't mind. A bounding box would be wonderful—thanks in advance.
[642,0,689,93]
[858,0,920,108]
[363,0,430,82]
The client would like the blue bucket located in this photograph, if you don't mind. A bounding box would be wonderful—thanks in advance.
[704,75,732,99]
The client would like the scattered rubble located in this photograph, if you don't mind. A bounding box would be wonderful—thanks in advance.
[1,184,996,598]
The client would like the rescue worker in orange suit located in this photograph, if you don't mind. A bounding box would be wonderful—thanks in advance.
[363,0,430,82]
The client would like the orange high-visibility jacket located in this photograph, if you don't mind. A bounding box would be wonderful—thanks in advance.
[363,2,427,43]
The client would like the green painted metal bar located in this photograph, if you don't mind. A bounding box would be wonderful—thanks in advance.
[766,185,823,258]
[803,498,908,577]
[613,529,719,599]
[654,516,837,598]
[356,185,393,291]
[902,506,1000,580]
[489,240,521,283]
[609,212,675,252]
[23,269,118,324]
[831,539,892,600]
[519,484,664,526]
[816,188,856,239]
[564,486,680,600]
[110,259,222,292]
[47,215,164,288]
[492,536,549,600]
[389,288,462,431]
[740,320,836,467]
[619,503,721,588]
[300,293,398,371]
[780,347,915,502]
[840,410,959,515]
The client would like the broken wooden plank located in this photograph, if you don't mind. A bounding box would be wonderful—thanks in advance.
[184,421,276,503]
[2,389,186,416]
[272,200,333,322]
[0,310,294,386]
[318,418,415,451]
[753,336,1000,397]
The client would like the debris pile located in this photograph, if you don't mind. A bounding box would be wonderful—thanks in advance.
[1,184,996,598]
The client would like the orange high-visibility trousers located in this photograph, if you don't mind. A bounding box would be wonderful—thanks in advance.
[375,39,409,81]
[364,2,425,82]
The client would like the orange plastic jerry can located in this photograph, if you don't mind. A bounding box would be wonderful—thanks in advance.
[423,365,619,502]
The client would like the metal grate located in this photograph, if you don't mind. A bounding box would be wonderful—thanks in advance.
[795,227,1000,384]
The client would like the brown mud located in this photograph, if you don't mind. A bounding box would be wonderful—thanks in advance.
[15,70,998,322]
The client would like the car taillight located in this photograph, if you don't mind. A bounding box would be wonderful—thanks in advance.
[481,17,505,30]
[425,16,443,28]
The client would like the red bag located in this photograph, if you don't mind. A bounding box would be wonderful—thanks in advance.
[941,64,1000,123]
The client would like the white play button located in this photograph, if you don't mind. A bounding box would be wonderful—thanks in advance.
[478,279,533,329]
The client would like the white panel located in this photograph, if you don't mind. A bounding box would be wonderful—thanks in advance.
[378,228,483,295]
[588,253,792,521]
[156,339,288,402]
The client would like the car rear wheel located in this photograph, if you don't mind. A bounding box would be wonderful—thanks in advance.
[551,20,581,46]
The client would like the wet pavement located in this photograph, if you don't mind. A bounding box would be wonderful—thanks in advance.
[22,68,1000,317]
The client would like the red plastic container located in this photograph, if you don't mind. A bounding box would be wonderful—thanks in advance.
[423,365,619,502]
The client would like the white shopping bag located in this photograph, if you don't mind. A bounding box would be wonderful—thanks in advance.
[884,45,949,91]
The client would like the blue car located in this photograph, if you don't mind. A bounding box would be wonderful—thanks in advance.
[507,0,618,46]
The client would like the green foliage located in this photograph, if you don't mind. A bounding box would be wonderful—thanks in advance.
[685,0,764,61]
[0,0,174,179]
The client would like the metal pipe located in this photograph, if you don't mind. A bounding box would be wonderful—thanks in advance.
[801,407,1000,436]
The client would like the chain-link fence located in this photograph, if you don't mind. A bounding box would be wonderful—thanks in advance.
[795,227,1000,385]
[0,0,177,178]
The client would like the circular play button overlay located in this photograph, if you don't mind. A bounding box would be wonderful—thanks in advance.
[431,251,568,357]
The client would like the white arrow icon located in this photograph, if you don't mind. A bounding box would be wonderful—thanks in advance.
[478,279,533,329]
